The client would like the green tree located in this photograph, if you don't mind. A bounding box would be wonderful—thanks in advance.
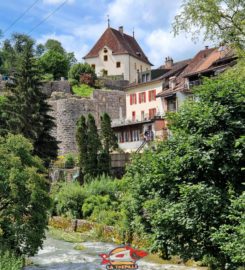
[86,113,101,178]
[124,63,245,268]
[45,39,65,54]
[0,34,35,75]
[2,36,58,166]
[39,50,69,80]
[68,62,96,84]
[76,114,102,182]
[173,0,245,49]
[39,39,77,80]
[99,113,118,175]
[0,134,50,256]
[76,115,88,184]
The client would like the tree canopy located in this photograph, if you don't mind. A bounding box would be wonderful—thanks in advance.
[38,38,77,80]
[173,0,245,49]
[0,134,50,256]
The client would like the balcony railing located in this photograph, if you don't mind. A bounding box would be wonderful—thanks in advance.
[112,112,164,127]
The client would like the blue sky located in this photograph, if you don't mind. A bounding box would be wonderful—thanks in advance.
[0,0,208,67]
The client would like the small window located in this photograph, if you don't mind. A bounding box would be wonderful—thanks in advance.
[167,97,176,112]
[139,92,146,103]
[91,64,95,70]
[104,48,108,53]
[103,70,108,76]
[149,108,156,119]
[104,55,108,61]
[130,94,137,105]
[116,62,121,68]
[148,90,156,101]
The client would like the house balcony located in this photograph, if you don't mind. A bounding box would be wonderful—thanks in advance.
[112,112,165,128]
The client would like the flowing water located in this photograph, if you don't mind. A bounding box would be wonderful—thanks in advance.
[24,237,203,270]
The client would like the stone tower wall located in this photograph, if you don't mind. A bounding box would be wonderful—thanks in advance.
[49,89,126,155]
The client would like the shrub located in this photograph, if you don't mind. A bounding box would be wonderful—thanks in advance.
[52,181,84,219]
[72,84,94,97]
[82,174,123,200]
[82,194,111,218]
[0,251,23,270]
[64,153,76,168]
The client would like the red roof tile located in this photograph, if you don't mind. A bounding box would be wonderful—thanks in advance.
[83,27,152,65]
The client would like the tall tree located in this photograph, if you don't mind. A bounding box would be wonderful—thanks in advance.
[173,0,245,49]
[76,115,88,184]
[87,113,101,178]
[2,35,58,166]
[99,113,118,175]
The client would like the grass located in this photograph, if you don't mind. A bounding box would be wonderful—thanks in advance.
[48,227,86,243]
[72,84,94,97]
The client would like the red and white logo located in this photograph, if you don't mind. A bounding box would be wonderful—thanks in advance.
[100,245,148,269]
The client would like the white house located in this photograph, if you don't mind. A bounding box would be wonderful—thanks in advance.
[83,26,152,83]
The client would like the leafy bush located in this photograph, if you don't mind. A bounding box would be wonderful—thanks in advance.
[68,62,96,83]
[82,174,123,199]
[64,153,76,168]
[211,192,245,266]
[50,175,126,225]
[72,84,94,97]
[82,194,111,218]
[52,181,84,219]
[0,251,23,270]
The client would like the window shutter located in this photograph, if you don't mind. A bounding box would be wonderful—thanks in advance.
[139,93,141,104]
[148,91,151,101]
[144,92,146,102]
[130,94,132,105]
[154,89,156,100]
[134,94,137,104]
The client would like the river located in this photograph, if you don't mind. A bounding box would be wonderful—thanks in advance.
[24,236,204,270]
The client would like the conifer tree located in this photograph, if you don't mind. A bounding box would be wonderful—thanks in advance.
[99,113,118,174]
[87,113,101,178]
[76,115,88,184]
[3,35,58,166]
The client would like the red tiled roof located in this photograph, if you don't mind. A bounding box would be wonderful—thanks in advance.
[180,48,216,77]
[84,27,152,65]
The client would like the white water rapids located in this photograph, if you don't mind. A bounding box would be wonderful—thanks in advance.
[24,237,203,270]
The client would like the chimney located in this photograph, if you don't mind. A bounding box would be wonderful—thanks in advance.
[205,45,209,50]
[165,56,173,69]
[119,26,124,34]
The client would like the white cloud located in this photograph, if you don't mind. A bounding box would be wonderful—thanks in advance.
[43,0,75,5]
[72,23,106,41]
[107,0,181,29]
[145,29,205,67]
[37,33,89,61]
